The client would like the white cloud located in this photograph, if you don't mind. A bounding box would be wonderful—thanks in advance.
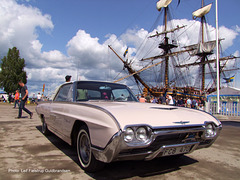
[0,0,71,70]
[67,30,108,68]
[219,26,238,51]
[0,0,71,95]
[26,67,63,82]
[66,30,126,82]
[0,0,53,55]
[234,25,240,33]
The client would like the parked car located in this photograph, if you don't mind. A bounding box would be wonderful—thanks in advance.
[36,81,222,172]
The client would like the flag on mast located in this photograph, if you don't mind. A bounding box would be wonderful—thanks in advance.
[123,47,128,57]
[42,84,45,93]
[223,75,235,83]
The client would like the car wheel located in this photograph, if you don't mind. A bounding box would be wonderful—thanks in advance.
[41,116,50,135]
[77,125,104,172]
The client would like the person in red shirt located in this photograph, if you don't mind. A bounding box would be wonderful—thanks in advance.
[13,90,20,108]
[139,95,146,103]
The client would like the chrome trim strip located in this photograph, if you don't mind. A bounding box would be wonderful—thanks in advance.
[150,107,178,110]
[153,127,205,136]
[151,124,204,130]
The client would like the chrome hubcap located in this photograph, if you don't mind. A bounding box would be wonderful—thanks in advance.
[79,133,90,164]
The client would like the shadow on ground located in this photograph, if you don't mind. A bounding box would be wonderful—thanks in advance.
[36,126,198,180]
[221,121,240,127]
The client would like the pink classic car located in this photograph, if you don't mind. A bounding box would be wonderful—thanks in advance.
[36,81,222,172]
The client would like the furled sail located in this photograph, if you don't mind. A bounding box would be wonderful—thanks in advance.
[192,3,212,19]
[156,0,172,11]
[184,40,216,56]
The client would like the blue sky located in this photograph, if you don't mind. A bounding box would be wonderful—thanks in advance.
[22,0,155,53]
[0,0,240,96]
[21,0,239,54]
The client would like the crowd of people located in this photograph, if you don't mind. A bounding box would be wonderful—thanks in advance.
[138,94,206,110]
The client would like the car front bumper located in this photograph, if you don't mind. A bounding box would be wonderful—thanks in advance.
[91,123,222,163]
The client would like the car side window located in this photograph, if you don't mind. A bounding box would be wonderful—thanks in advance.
[76,89,88,101]
[54,84,73,102]
[88,90,101,100]
[76,89,101,101]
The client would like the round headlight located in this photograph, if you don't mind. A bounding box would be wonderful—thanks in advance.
[205,124,216,138]
[124,128,134,142]
[136,127,148,142]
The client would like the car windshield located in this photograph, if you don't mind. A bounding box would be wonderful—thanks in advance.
[76,81,138,102]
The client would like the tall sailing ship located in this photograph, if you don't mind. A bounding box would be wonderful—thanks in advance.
[109,0,239,99]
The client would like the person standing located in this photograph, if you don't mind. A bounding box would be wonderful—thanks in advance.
[139,95,146,103]
[187,98,192,108]
[37,92,41,102]
[159,94,166,105]
[166,94,174,105]
[8,93,12,103]
[13,90,20,108]
[65,75,72,82]
[16,81,33,119]
[192,98,197,109]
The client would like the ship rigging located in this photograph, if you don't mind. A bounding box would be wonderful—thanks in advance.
[109,0,239,99]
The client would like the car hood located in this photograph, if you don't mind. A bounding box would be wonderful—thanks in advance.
[85,101,221,129]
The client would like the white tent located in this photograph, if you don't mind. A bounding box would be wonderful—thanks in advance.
[209,87,240,96]
[0,89,8,102]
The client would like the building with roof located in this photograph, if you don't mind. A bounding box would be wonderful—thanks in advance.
[207,87,240,116]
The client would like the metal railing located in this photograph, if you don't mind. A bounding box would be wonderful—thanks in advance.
[209,102,240,116]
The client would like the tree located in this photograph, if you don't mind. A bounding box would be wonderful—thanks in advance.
[0,47,27,94]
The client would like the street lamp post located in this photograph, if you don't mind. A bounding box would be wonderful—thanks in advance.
[216,0,220,114]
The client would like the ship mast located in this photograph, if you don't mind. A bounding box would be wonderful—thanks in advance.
[155,1,178,89]
[108,45,154,94]
[164,7,169,88]
[111,0,185,97]
[141,0,179,90]
[179,0,239,93]
[180,1,218,93]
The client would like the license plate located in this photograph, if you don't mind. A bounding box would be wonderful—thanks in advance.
[162,145,192,156]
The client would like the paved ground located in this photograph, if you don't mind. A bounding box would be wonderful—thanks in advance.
[0,103,240,180]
